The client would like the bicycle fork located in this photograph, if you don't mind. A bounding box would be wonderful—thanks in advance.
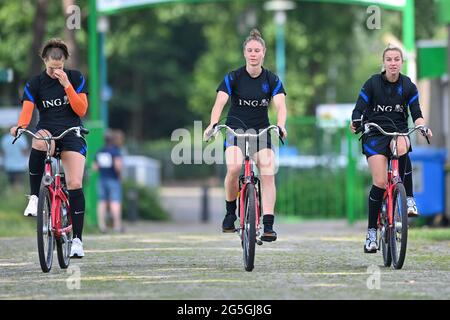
[237,160,263,246]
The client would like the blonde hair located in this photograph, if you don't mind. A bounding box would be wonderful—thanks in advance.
[243,28,266,50]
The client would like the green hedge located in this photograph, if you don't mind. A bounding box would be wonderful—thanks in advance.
[122,180,170,221]
[276,166,370,219]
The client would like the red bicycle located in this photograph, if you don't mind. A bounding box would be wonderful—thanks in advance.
[13,126,89,273]
[358,122,429,269]
[207,124,283,271]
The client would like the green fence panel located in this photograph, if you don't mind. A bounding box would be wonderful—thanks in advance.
[275,116,370,220]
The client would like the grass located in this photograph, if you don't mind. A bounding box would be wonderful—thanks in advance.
[409,227,450,242]
[0,185,35,237]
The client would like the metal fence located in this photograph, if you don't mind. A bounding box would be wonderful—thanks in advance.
[275,117,371,222]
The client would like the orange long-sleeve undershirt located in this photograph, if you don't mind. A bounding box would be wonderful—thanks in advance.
[17,101,35,128]
[17,86,88,127]
[65,84,88,117]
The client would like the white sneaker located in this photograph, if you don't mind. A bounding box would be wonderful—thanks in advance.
[364,228,378,253]
[70,238,84,258]
[407,197,419,217]
[23,195,38,217]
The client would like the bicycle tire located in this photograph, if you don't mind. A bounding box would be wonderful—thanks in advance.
[37,186,54,273]
[379,199,392,267]
[56,200,72,269]
[390,183,408,269]
[381,226,392,267]
[243,183,256,272]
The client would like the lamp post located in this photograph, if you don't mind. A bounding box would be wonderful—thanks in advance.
[264,0,295,83]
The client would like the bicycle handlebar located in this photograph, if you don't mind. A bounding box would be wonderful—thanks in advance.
[206,124,285,145]
[12,126,89,145]
[360,122,430,145]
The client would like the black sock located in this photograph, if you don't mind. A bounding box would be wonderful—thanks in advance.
[368,185,385,229]
[29,148,46,196]
[263,214,274,232]
[404,155,413,197]
[226,200,237,216]
[69,189,85,241]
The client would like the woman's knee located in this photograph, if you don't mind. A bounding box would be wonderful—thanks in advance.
[226,164,242,177]
[372,176,387,188]
[67,179,83,190]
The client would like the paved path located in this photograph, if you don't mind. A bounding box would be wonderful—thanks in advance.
[1,220,449,300]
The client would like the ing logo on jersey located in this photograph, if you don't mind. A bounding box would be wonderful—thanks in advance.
[238,99,269,108]
[42,95,70,109]
[373,104,405,113]
[397,85,403,96]
[262,82,270,94]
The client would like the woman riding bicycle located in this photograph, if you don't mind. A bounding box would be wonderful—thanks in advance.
[203,29,287,242]
[10,38,88,258]
[350,44,432,253]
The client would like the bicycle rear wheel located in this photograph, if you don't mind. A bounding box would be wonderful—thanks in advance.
[390,183,408,269]
[243,183,256,272]
[37,187,54,273]
[56,200,72,269]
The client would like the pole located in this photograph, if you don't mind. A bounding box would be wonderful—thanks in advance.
[403,0,416,81]
[88,0,100,122]
[275,11,286,83]
[86,0,104,227]
[346,122,356,225]
[446,24,450,221]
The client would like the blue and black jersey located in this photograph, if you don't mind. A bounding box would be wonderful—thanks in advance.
[22,69,88,130]
[217,66,286,130]
[351,71,422,132]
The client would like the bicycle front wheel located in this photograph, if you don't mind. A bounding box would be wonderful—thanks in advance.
[243,183,256,272]
[390,183,408,269]
[379,199,392,267]
[56,200,72,269]
[37,187,54,273]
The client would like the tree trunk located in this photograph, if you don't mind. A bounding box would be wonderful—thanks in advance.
[30,0,48,75]
[29,0,49,129]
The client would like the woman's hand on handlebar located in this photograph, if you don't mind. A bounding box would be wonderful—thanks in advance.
[9,126,21,137]
[277,125,287,139]
[203,123,216,141]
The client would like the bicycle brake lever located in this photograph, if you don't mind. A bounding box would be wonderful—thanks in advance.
[419,127,431,145]
[12,128,23,145]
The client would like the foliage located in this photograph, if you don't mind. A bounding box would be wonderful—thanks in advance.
[0,0,444,140]
[121,179,170,221]
[0,172,34,237]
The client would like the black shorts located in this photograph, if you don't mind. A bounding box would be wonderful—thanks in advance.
[361,133,411,158]
[34,125,87,157]
[223,131,273,155]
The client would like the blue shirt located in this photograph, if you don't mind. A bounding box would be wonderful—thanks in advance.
[95,145,121,180]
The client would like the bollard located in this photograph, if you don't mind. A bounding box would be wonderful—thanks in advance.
[127,188,138,222]
[201,185,209,223]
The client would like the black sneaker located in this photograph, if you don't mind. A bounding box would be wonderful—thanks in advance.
[260,224,277,242]
[222,214,237,233]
